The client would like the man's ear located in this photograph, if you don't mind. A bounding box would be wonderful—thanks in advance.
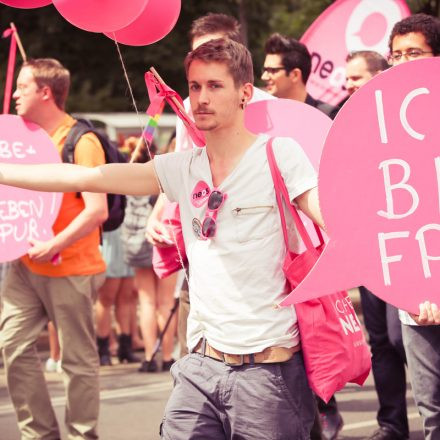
[288,68,303,85]
[240,82,254,106]
[40,85,52,102]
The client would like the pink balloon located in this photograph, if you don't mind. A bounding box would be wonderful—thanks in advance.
[0,0,51,8]
[0,115,62,263]
[104,0,181,46]
[52,0,149,33]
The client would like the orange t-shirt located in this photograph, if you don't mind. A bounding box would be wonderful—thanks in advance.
[22,114,106,277]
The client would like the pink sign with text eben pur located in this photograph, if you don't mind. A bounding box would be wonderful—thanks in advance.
[283,58,440,314]
[0,115,62,262]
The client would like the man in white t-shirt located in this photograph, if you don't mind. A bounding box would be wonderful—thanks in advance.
[154,37,321,440]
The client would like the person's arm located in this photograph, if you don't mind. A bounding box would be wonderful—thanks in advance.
[28,191,108,263]
[295,187,325,230]
[145,193,175,248]
[0,161,160,196]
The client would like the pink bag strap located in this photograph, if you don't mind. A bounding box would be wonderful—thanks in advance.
[266,138,324,253]
[144,72,205,147]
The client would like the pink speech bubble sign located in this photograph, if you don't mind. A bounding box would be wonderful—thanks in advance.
[245,98,332,249]
[0,115,62,263]
[301,0,410,106]
[0,0,51,7]
[282,58,440,314]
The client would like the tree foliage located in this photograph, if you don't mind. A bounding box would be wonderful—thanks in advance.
[0,0,437,112]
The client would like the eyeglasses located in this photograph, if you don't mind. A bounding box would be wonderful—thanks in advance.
[261,66,286,75]
[192,189,227,240]
[388,48,433,62]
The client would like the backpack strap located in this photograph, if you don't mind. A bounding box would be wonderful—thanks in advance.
[62,119,95,164]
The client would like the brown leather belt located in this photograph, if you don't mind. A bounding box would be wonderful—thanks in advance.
[193,339,301,366]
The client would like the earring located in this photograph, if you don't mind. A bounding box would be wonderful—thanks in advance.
[240,99,246,110]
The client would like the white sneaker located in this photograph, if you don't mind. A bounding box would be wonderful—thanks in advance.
[45,358,58,372]
[45,358,62,373]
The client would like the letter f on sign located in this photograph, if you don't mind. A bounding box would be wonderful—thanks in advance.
[378,231,410,285]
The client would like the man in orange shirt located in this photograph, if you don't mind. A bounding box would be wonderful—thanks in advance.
[0,58,108,439]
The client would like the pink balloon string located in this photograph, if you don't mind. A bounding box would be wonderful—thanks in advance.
[2,27,17,115]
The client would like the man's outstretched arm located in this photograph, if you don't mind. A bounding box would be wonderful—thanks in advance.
[0,161,161,196]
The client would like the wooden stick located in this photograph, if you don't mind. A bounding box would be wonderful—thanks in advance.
[129,135,147,163]
[10,23,26,61]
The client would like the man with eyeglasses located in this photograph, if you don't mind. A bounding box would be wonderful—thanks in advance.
[386,13,440,440]
[261,33,336,119]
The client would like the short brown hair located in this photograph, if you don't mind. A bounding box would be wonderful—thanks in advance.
[23,58,70,110]
[346,51,389,74]
[189,13,243,45]
[184,38,253,88]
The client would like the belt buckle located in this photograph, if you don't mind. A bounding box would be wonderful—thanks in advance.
[221,353,244,366]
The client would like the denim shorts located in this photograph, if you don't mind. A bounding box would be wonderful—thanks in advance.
[161,351,315,440]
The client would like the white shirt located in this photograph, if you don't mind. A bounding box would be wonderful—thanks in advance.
[175,87,275,152]
[154,134,317,354]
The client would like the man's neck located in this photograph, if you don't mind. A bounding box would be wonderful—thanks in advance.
[285,85,308,103]
[33,107,67,135]
[205,126,257,187]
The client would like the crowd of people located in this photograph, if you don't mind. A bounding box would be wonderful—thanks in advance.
[0,9,439,440]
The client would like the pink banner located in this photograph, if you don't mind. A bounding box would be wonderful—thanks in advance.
[301,0,410,106]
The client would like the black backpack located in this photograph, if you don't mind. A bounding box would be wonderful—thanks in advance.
[62,119,127,232]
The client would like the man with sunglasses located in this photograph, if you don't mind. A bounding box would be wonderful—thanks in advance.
[262,33,336,119]
[387,13,440,440]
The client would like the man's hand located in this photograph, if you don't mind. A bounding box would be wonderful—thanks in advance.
[145,218,174,248]
[410,301,440,325]
[28,238,60,264]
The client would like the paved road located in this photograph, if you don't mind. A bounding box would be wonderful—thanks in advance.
[0,357,423,440]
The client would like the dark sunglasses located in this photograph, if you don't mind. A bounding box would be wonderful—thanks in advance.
[193,190,227,239]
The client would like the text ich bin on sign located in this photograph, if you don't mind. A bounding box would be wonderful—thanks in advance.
[282,57,440,314]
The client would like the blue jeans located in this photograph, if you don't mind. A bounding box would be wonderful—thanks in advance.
[161,351,315,439]
[402,324,440,440]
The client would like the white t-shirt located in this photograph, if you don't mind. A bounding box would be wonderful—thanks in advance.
[175,87,275,152]
[154,134,317,353]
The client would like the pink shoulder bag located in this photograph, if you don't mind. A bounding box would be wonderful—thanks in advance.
[266,138,371,403]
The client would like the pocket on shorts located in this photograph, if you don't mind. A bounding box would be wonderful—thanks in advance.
[278,353,315,412]
[231,202,277,243]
